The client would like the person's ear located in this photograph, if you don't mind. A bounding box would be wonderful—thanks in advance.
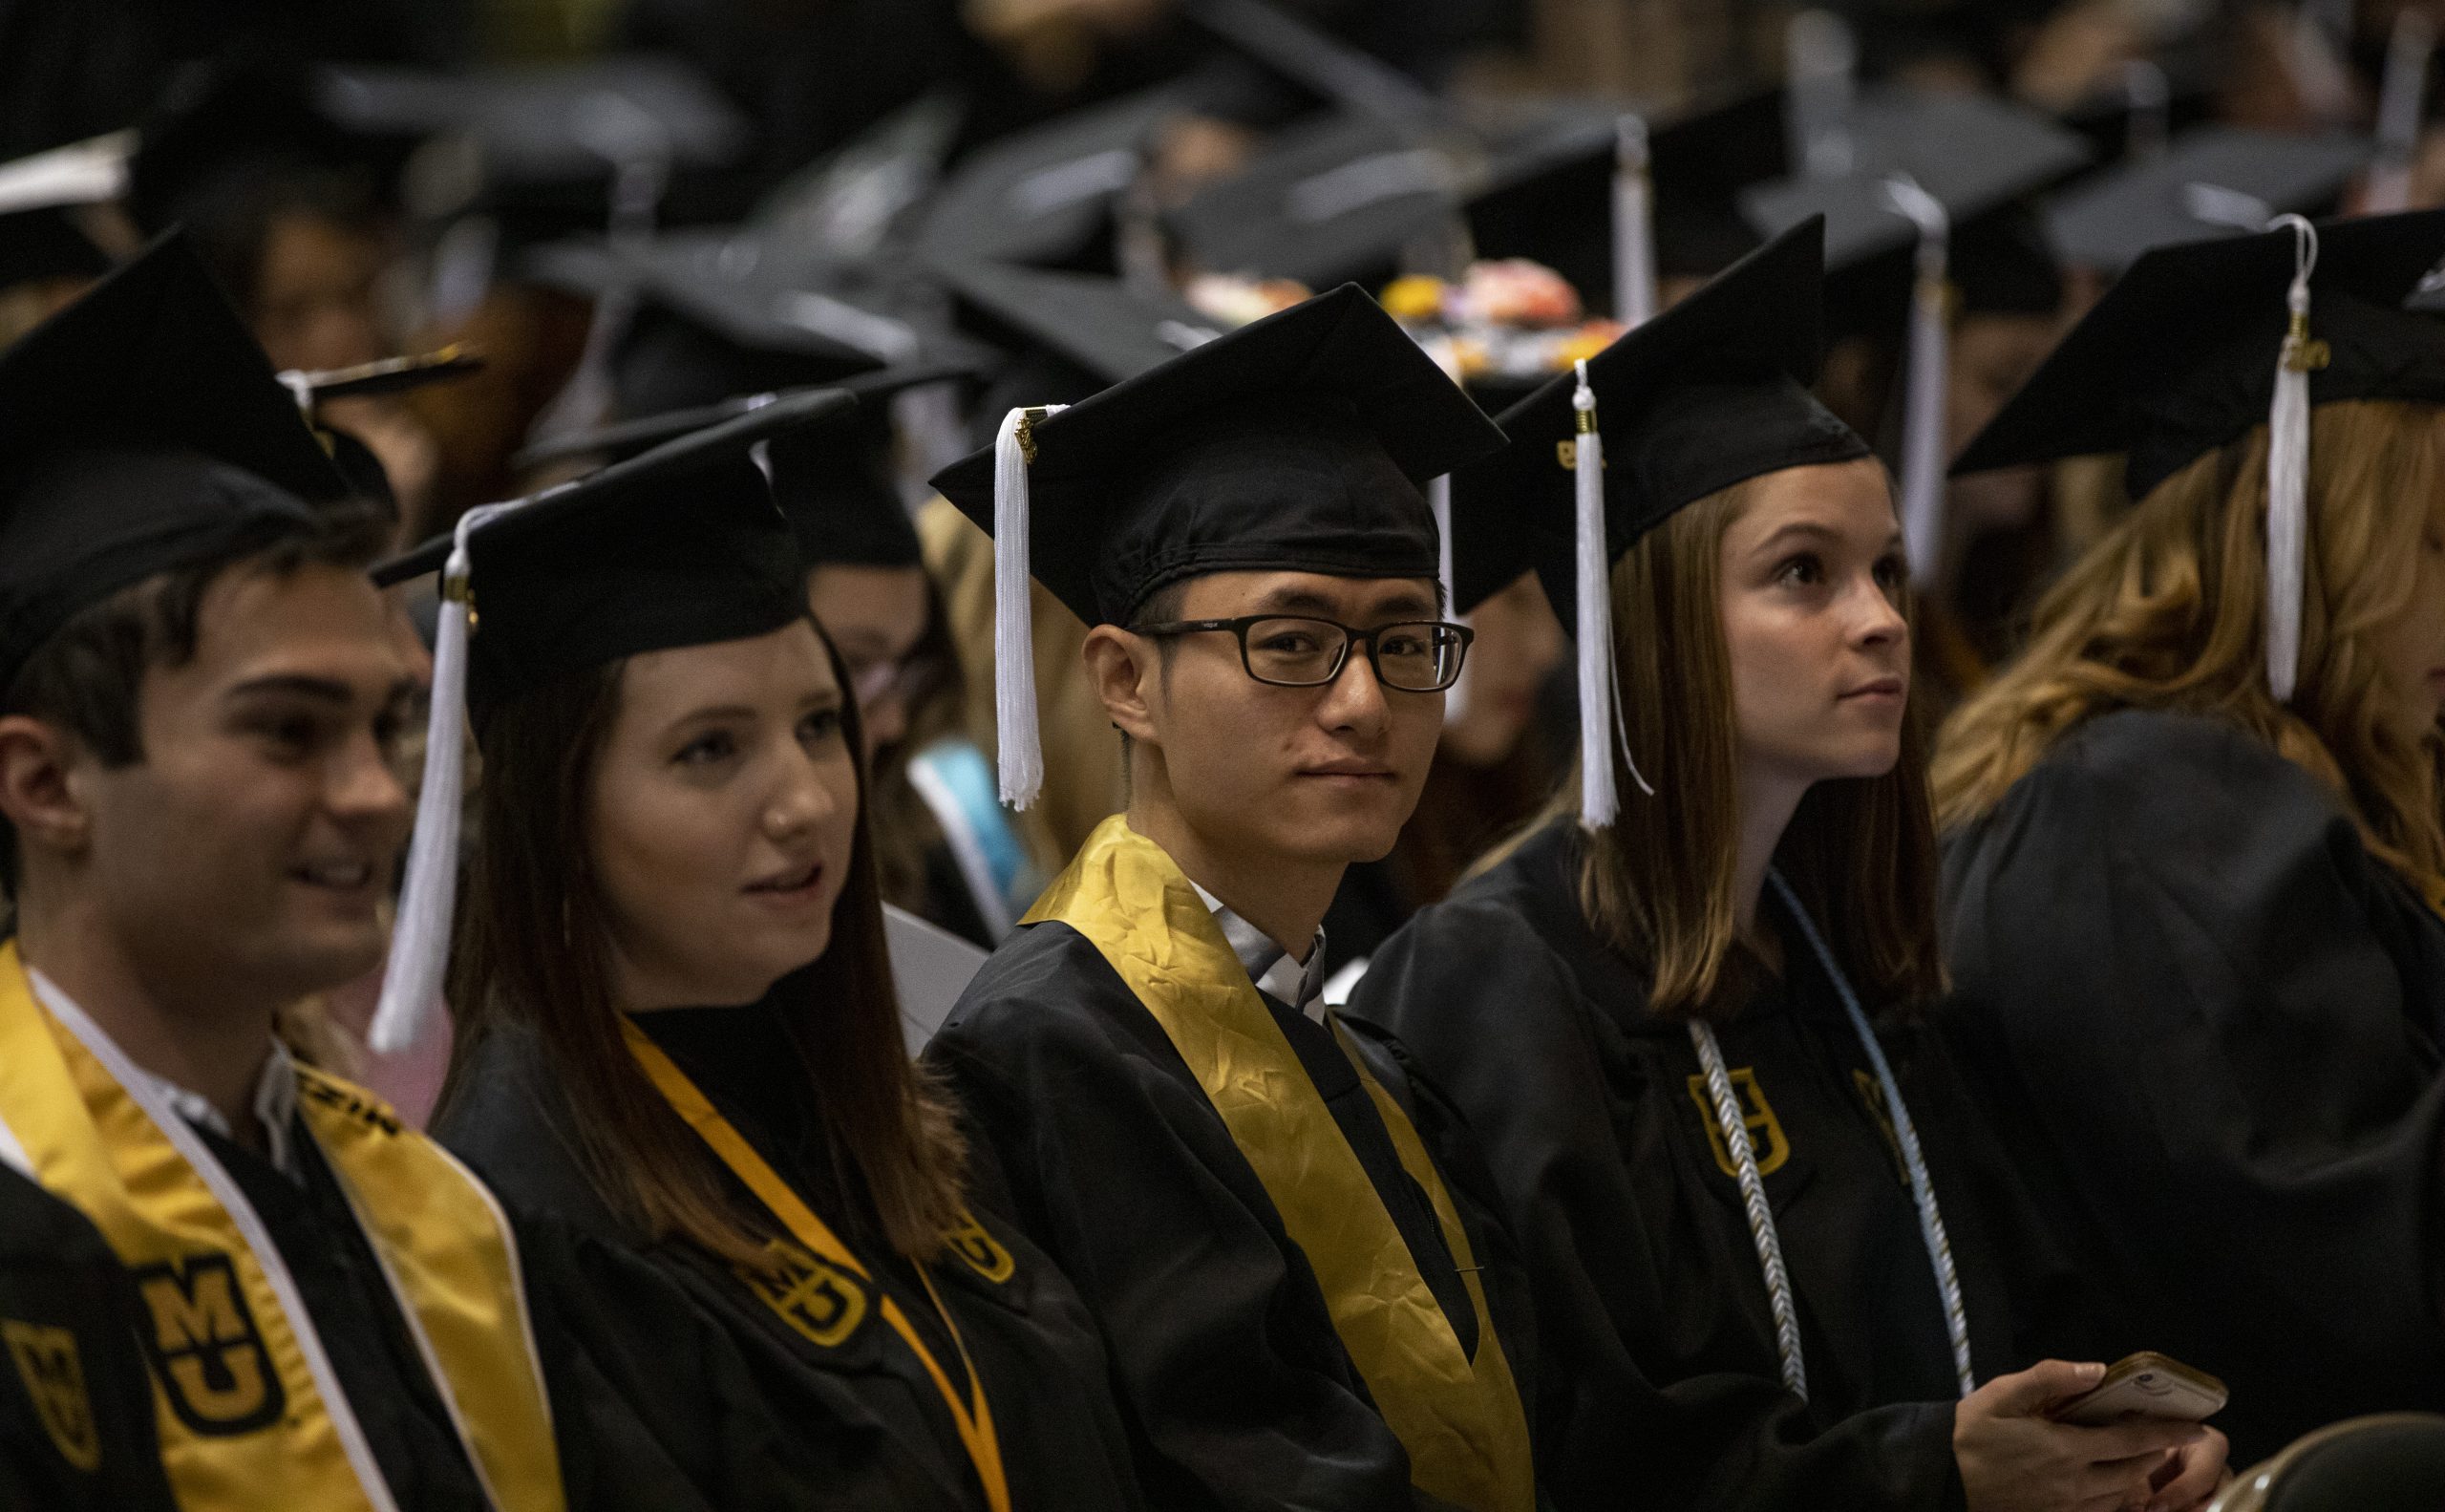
[0,715,93,864]
[1083,626,1160,744]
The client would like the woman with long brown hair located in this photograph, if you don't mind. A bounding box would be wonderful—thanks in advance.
[377,403,1143,1512]
[1936,212,2445,1464]
[1352,221,2225,1512]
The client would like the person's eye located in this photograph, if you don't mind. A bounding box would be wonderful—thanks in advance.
[1873,553,1908,590]
[1378,630,1430,658]
[798,708,846,747]
[674,731,737,767]
[1775,554,1823,587]
[1259,629,1325,654]
[244,710,324,759]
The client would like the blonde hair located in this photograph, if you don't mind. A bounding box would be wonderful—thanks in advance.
[1558,476,1945,1019]
[1935,399,2445,898]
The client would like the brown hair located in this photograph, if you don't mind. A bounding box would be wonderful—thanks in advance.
[1560,476,1945,1019]
[445,616,967,1267]
[1934,400,2445,897]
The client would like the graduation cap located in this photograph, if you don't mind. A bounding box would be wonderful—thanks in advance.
[916,83,1208,269]
[927,282,1503,806]
[939,258,1222,387]
[1463,217,1869,826]
[510,361,976,569]
[127,56,417,239]
[272,348,488,518]
[2043,127,2371,275]
[1954,209,2445,704]
[0,231,351,694]
[367,385,856,1054]
[316,55,750,193]
[0,134,128,293]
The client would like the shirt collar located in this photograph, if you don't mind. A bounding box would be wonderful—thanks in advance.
[1188,881,1330,1021]
[29,969,301,1179]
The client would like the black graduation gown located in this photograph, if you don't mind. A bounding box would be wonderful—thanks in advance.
[436,1012,1145,1512]
[0,1164,176,1512]
[195,1122,491,1512]
[924,920,1537,1512]
[1939,708,2445,1461]
[1351,822,2025,1512]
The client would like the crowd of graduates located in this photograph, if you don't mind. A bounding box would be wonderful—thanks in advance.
[4,2,2445,1510]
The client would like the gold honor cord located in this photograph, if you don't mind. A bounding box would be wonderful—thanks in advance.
[622,1025,1012,1512]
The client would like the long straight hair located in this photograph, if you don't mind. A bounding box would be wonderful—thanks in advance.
[444,615,966,1267]
[1563,476,1945,1019]
[1936,399,2445,901]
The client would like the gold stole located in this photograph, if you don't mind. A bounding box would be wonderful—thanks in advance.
[1026,818,1534,1512]
[0,944,563,1512]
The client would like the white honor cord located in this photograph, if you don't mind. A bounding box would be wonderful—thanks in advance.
[1767,868,1976,1398]
[1688,1016,1809,1399]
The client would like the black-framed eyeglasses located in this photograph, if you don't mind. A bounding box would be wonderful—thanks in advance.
[1129,615,1475,692]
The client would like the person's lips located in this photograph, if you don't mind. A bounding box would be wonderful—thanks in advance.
[291,859,376,891]
[745,860,825,900]
[1839,676,1906,703]
[1301,759,1396,780]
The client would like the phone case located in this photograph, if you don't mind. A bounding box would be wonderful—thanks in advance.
[2052,1352,2229,1425]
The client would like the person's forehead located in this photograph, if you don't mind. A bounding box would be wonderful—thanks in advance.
[1176,569,1440,616]
[184,564,400,675]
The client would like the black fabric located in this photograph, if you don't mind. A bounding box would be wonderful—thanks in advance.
[925,921,1538,1512]
[1952,209,2445,496]
[766,409,921,570]
[936,259,1219,391]
[0,205,107,290]
[0,1165,177,1512]
[124,54,414,236]
[462,450,805,727]
[1457,218,1869,622]
[1350,822,2030,1511]
[437,1019,1145,1512]
[2045,127,2371,277]
[193,1120,488,1512]
[1938,708,2445,1464]
[929,282,1502,626]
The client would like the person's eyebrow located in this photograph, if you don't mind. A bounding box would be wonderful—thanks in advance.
[1248,587,1346,616]
[224,674,355,705]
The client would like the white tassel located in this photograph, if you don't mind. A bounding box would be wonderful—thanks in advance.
[369,500,510,1054]
[1572,363,1622,829]
[2266,215,2322,705]
[1882,177,1950,591]
[1612,115,1657,329]
[992,406,1062,809]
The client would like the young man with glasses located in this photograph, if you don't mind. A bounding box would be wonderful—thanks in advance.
[925,287,1539,1512]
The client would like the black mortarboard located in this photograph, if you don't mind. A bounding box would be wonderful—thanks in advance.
[938,258,1221,387]
[127,57,414,238]
[368,386,853,1055]
[282,348,487,519]
[1954,209,2445,710]
[2043,127,2371,275]
[0,206,110,293]
[927,282,1502,805]
[0,136,126,294]
[1953,210,2445,492]
[0,231,350,692]
[1463,217,1870,826]
[915,83,1207,269]
[1736,89,2091,274]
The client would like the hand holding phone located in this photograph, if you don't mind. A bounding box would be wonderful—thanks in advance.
[2047,1352,2227,1425]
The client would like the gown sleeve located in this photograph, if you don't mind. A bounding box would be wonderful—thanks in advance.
[1353,900,1964,1512]
[1938,711,2445,1460]
[928,934,1426,1512]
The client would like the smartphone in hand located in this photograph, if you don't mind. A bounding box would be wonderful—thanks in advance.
[2049,1352,2228,1425]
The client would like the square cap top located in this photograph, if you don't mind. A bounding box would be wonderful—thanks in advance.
[938,258,1223,387]
[1953,209,2445,497]
[929,282,1502,625]
[2044,126,2371,275]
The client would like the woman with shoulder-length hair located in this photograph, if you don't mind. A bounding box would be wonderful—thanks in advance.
[1935,211,2445,1464]
[372,401,1144,1512]
[1351,220,2225,1512]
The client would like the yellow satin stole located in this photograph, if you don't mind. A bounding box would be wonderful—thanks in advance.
[1027,817,1534,1512]
[0,944,562,1512]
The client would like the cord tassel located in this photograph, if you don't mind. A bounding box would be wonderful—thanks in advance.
[1570,362,1648,825]
[369,500,509,1054]
[1612,115,1656,329]
[1882,177,1950,591]
[991,406,1062,808]
[2266,215,2323,704]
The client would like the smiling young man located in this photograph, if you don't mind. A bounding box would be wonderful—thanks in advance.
[925,286,1537,1512]
[0,237,563,1511]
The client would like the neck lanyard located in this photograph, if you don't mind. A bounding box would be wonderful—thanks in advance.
[624,1024,1012,1512]
[1687,871,1975,1403]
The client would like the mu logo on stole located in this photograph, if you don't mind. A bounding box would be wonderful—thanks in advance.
[741,1241,869,1349]
[4,1317,100,1470]
[1686,1068,1792,1179]
[131,1254,284,1435]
